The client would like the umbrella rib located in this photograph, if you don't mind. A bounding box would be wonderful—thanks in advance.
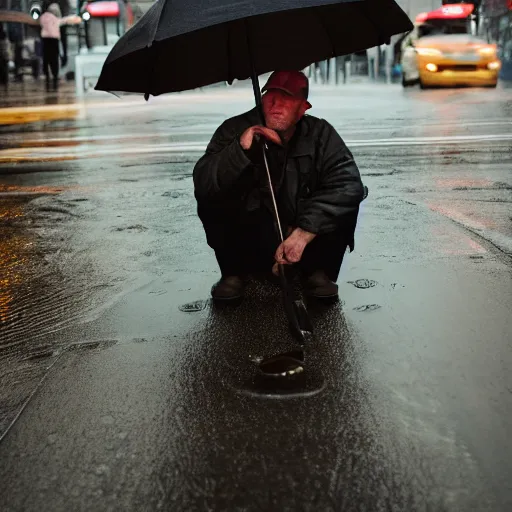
[148,0,166,47]
[144,0,168,98]
[226,22,232,85]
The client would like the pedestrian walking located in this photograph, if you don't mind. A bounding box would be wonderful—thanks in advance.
[39,3,79,90]
[0,23,10,87]
[314,61,327,84]
[193,70,366,302]
[7,22,23,82]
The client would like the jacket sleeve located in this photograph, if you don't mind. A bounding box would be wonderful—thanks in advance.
[193,119,253,201]
[297,121,364,235]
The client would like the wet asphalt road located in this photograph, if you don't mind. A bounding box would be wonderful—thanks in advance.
[0,81,511,511]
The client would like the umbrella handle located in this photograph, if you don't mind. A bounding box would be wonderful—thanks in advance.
[249,62,284,243]
[251,68,264,121]
[261,144,284,243]
[249,64,311,344]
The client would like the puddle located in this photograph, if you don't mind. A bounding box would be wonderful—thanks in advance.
[259,354,305,377]
[250,349,304,368]
[353,304,381,312]
[259,359,304,377]
[178,299,209,313]
[348,279,378,289]
[236,371,326,399]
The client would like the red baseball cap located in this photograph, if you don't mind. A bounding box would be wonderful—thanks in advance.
[262,70,312,108]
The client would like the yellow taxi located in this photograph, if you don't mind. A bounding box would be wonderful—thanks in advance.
[401,34,501,89]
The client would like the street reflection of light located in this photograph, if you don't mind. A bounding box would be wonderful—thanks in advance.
[0,185,85,195]
[428,202,496,235]
[0,203,29,326]
[435,178,492,190]
[428,216,487,256]
[0,104,82,126]
[426,63,438,73]
[0,238,28,325]
[488,61,501,70]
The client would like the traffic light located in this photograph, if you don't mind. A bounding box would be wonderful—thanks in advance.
[30,2,42,20]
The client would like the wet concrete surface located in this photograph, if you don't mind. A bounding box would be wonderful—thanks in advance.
[0,82,511,510]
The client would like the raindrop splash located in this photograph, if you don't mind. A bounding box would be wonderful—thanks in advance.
[178,300,209,313]
[348,279,378,289]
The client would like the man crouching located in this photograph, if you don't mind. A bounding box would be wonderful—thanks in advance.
[193,70,365,302]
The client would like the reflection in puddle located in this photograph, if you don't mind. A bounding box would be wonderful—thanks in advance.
[256,349,305,377]
[435,178,492,190]
[237,371,326,399]
[0,184,91,197]
[259,356,304,377]
[0,201,29,326]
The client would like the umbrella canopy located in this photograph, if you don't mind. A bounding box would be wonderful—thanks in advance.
[95,0,413,96]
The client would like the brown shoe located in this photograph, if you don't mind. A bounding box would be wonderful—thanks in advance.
[303,271,338,299]
[211,276,245,300]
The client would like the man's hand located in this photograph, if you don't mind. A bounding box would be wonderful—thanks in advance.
[274,228,316,268]
[240,125,282,150]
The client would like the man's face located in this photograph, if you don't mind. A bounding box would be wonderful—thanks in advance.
[262,89,310,133]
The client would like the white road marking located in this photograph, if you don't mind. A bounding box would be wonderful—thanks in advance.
[1,133,511,162]
[4,126,512,147]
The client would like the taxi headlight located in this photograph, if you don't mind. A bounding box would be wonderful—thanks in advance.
[425,63,438,72]
[479,47,496,56]
[487,61,501,70]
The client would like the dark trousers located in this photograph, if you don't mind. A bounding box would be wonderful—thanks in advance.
[42,38,59,81]
[201,207,349,282]
[0,57,7,85]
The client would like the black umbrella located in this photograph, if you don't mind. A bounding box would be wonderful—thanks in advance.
[95,0,412,354]
[95,0,412,96]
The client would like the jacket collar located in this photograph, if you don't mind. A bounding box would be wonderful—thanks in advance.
[287,117,315,158]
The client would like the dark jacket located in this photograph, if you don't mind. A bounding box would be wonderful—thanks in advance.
[193,108,365,250]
